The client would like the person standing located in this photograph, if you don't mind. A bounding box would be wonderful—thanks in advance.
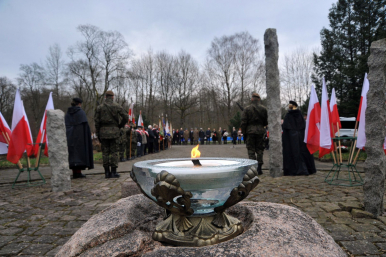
[218,127,222,144]
[222,129,228,144]
[212,129,218,144]
[184,128,190,145]
[231,127,237,146]
[95,91,128,178]
[126,122,136,160]
[141,126,148,155]
[199,128,205,145]
[136,126,143,157]
[241,93,268,175]
[282,101,316,176]
[189,128,194,145]
[147,125,155,154]
[193,128,199,145]
[65,98,94,179]
[153,124,159,153]
[205,128,211,145]
[179,128,184,145]
[237,128,242,144]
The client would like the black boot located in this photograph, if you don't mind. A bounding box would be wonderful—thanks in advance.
[258,163,263,175]
[111,167,120,178]
[104,166,111,179]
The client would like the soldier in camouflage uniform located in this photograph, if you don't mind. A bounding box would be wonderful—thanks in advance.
[119,127,127,162]
[240,92,268,175]
[95,91,128,178]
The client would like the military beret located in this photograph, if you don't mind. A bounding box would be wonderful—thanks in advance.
[289,100,298,107]
[105,90,114,96]
[73,98,83,104]
[252,93,260,98]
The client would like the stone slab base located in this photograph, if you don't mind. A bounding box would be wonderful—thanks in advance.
[56,195,346,257]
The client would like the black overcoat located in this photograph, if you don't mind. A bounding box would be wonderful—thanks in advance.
[65,106,94,170]
[282,109,316,176]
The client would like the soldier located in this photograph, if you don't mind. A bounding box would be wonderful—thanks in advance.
[118,127,127,162]
[95,91,128,179]
[241,93,268,175]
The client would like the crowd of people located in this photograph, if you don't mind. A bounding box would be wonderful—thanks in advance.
[170,127,246,145]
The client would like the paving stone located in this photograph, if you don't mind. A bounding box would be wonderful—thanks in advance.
[315,202,341,212]
[45,245,62,256]
[0,227,24,235]
[353,232,386,242]
[341,240,380,255]
[376,243,386,250]
[338,201,363,211]
[0,235,17,248]
[0,242,30,255]
[329,230,355,241]
[33,235,60,244]
[349,223,382,233]
[21,243,55,255]
[60,215,77,221]
[333,211,352,218]
[352,209,374,219]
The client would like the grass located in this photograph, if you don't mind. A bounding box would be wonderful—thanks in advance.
[313,149,367,162]
[0,151,105,169]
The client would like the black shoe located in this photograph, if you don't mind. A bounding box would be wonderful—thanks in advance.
[77,173,86,178]
[104,167,111,179]
[257,163,263,175]
[111,167,120,178]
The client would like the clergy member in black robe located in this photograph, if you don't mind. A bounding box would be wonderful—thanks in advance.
[282,101,316,176]
[65,98,94,179]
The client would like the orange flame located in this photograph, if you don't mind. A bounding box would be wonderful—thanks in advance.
[191,144,201,159]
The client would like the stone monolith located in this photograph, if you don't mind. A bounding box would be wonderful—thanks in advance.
[364,38,386,217]
[46,109,71,192]
[264,28,283,177]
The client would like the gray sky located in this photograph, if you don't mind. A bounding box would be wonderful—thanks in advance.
[0,0,335,82]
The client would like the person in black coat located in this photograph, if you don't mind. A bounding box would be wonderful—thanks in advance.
[282,101,316,176]
[136,126,143,157]
[153,125,159,152]
[147,125,155,154]
[189,128,194,145]
[205,128,211,145]
[199,128,205,145]
[65,98,94,179]
[231,127,238,145]
[179,128,184,145]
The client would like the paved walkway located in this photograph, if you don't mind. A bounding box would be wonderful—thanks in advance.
[0,144,379,256]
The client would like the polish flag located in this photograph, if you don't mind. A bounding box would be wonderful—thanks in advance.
[319,78,333,158]
[329,88,341,136]
[33,92,54,157]
[138,111,144,127]
[356,74,370,150]
[128,103,134,123]
[304,85,321,154]
[0,112,12,154]
[7,89,33,164]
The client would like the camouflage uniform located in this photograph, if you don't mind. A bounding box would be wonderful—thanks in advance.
[119,127,128,161]
[125,126,135,159]
[240,100,268,167]
[95,98,128,170]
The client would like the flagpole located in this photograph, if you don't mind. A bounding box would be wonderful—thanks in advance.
[330,124,338,164]
[129,127,132,160]
[348,120,359,164]
[337,123,342,164]
[3,131,23,169]
[35,130,45,168]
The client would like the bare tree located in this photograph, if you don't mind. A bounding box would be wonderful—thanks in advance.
[46,43,65,99]
[280,47,314,107]
[17,63,46,134]
[173,51,200,127]
[0,77,16,122]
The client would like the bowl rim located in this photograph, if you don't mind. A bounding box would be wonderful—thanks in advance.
[133,157,257,171]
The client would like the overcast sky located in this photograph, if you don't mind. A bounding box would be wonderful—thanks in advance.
[0,0,335,82]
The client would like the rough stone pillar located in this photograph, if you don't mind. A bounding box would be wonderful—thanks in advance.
[46,109,71,192]
[364,39,386,217]
[264,28,283,178]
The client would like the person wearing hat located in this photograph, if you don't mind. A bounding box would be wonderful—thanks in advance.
[282,100,316,176]
[65,98,94,179]
[95,91,128,178]
[240,92,268,175]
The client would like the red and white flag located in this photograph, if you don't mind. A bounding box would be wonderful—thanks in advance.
[329,88,341,136]
[33,92,54,157]
[0,112,12,154]
[356,73,370,150]
[128,103,134,123]
[319,78,333,158]
[304,85,321,154]
[7,89,33,164]
[384,137,386,155]
[138,111,144,127]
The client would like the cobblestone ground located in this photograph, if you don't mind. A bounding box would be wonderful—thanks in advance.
[0,144,383,256]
